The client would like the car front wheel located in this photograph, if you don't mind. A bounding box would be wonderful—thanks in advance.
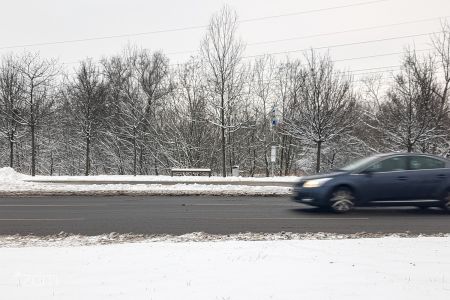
[329,187,355,213]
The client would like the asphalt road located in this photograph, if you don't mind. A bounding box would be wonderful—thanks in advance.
[0,195,448,236]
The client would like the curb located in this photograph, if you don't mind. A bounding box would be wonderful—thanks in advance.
[0,190,291,197]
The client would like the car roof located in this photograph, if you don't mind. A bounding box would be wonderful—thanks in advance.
[376,152,450,162]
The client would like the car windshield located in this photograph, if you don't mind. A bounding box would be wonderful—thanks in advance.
[338,155,382,171]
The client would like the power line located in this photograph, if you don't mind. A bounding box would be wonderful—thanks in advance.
[63,65,405,80]
[241,31,439,59]
[0,24,206,51]
[51,13,450,69]
[348,65,401,73]
[166,29,440,57]
[60,32,435,67]
[333,48,431,63]
[61,48,430,76]
[246,16,449,47]
[0,0,390,51]
[239,0,390,23]
[351,69,400,77]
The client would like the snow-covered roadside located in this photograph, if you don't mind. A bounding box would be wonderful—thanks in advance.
[0,182,291,196]
[1,235,450,300]
[0,231,449,247]
[26,173,300,183]
[0,167,292,196]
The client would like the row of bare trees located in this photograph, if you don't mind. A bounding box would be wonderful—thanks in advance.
[0,7,449,176]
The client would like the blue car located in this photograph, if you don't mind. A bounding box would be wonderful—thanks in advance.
[292,153,450,213]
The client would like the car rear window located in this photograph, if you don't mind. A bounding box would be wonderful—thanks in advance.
[409,156,445,170]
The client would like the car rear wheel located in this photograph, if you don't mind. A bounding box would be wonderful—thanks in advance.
[329,187,355,213]
[440,190,450,212]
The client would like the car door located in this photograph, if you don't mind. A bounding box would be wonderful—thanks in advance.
[407,156,449,200]
[360,155,411,202]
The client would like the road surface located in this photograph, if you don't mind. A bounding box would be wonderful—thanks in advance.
[0,195,448,236]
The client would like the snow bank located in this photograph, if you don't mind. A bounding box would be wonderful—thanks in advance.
[0,167,293,196]
[1,236,450,299]
[0,167,28,183]
[0,182,291,196]
[27,174,300,183]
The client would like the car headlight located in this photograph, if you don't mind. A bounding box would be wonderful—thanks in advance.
[303,178,333,188]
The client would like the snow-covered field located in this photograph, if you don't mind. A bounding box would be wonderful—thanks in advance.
[1,235,450,300]
[0,167,293,196]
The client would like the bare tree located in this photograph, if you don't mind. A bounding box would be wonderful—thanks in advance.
[275,59,304,175]
[103,49,152,176]
[283,52,357,173]
[251,55,276,176]
[102,54,131,174]
[201,6,245,177]
[134,50,171,175]
[0,54,24,168]
[66,59,108,176]
[19,53,58,176]
[431,21,450,124]
[169,57,212,168]
[365,50,443,153]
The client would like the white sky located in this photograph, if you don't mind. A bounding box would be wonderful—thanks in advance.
[0,0,449,81]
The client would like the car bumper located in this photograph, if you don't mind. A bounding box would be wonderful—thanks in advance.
[291,186,330,206]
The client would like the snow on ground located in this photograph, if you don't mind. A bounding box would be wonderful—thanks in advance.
[0,182,291,196]
[0,167,28,182]
[1,235,450,300]
[0,167,293,196]
[27,174,300,183]
[0,231,448,247]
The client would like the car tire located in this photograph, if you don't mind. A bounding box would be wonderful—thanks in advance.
[440,189,450,212]
[328,187,355,213]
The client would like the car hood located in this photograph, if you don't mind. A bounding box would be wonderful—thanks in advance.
[300,171,348,181]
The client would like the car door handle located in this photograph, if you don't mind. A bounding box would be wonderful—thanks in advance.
[437,174,447,179]
[397,176,408,181]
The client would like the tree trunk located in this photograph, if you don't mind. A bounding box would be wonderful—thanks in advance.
[30,86,36,177]
[284,138,293,176]
[407,142,413,153]
[9,135,14,168]
[316,141,322,173]
[133,127,137,176]
[228,130,234,175]
[139,144,144,175]
[264,149,270,177]
[154,156,158,176]
[50,151,54,176]
[133,136,137,176]
[279,138,285,176]
[85,135,90,176]
[221,96,226,177]
[251,148,256,177]
[31,124,36,176]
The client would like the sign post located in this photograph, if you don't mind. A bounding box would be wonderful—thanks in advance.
[270,105,278,177]
[271,146,276,177]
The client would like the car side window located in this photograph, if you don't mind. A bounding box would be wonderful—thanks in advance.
[365,156,408,173]
[409,156,445,170]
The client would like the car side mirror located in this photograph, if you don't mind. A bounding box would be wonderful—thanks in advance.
[361,169,373,177]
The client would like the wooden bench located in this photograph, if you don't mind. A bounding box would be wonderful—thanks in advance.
[170,168,212,177]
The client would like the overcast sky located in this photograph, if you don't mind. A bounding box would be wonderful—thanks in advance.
[0,0,449,80]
